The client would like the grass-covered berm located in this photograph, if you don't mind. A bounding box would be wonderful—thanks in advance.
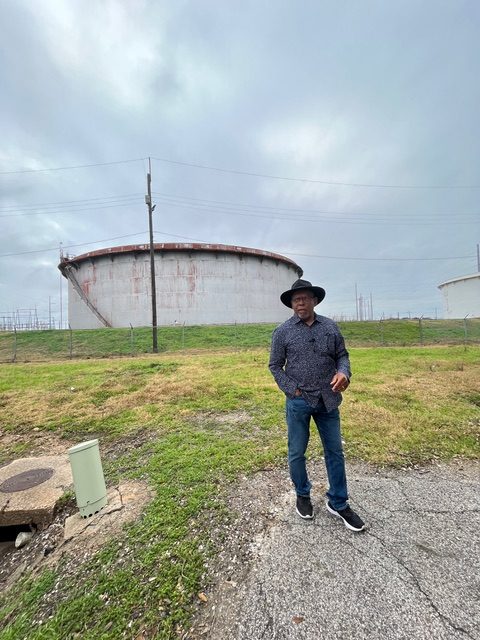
[1,318,479,362]
[0,344,479,639]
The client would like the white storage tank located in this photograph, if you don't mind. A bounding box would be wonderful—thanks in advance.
[59,243,303,329]
[438,273,480,319]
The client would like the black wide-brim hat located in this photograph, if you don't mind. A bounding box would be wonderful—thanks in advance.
[280,279,326,308]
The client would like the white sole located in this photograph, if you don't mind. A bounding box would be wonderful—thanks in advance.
[296,507,314,520]
[325,501,365,532]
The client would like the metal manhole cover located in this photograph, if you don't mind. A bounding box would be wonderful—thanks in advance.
[0,468,54,493]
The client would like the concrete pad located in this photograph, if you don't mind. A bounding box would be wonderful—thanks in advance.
[63,486,123,541]
[0,455,72,528]
[201,462,480,640]
[63,481,151,544]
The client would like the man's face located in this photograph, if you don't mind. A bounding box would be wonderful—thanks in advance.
[291,290,317,321]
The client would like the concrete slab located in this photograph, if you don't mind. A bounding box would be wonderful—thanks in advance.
[63,485,124,541]
[61,481,152,545]
[0,455,72,528]
[199,461,480,640]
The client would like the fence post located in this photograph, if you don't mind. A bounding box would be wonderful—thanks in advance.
[69,324,73,359]
[463,314,469,351]
[418,316,424,346]
[130,323,134,355]
[379,318,384,346]
[182,321,185,350]
[12,326,17,363]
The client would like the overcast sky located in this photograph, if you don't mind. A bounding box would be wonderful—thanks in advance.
[1,0,479,327]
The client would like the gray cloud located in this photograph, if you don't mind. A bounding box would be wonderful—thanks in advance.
[1,0,479,325]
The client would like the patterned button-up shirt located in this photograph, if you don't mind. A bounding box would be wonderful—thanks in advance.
[269,312,351,411]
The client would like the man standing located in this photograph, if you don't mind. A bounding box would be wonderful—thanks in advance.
[269,279,365,532]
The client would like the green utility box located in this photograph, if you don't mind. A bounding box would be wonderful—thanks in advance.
[68,439,108,518]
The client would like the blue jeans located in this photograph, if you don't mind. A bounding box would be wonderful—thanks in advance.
[286,396,348,511]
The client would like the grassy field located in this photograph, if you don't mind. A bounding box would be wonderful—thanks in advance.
[1,318,479,362]
[0,344,479,638]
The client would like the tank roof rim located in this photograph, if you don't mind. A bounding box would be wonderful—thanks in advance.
[58,242,302,273]
[438,272,480,288]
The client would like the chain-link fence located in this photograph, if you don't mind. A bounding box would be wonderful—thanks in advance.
[1,319,479,363]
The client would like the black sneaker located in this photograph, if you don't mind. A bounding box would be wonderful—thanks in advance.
[296,495,314,519]
[326,501,365,532]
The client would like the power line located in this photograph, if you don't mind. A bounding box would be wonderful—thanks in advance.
[0,231,149,258]
[1,153,479,189]
[280,250,475,262]
[0,231,474,262]
[0,198,143,218]
[154,231,210,243]
[151,191,477,220]
[0,158,146,175]
[0,230,209,259]
[0,193,143,212]
[4,189,477,224]
[151,156,480,190]
[151,192,479,226]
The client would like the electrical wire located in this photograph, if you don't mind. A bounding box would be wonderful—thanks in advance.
[0,158,146,175]
[0,193,143,212]
[151,192,479,226]
[0,231,210,258]
[0,199,143,218]
[2,188,478,225]
[0,232,149,258]
[0,233,474,262]
[151,156,480,190]
[151,191,477,221]
[1,153,479,189]
[280,250,475,262]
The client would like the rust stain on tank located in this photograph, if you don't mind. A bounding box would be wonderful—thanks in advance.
[131,261,141,294]
[188,262,197,292]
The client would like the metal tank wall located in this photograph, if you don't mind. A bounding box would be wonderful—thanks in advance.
[63,245,303,329]
[438,273,480,319]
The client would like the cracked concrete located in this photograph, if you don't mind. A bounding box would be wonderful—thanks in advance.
[0,480,154,592]
[0,455,72,527]
[194,461,479,640]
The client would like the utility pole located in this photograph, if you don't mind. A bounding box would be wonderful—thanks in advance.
[146,157,158,353]
[477,243,479,272]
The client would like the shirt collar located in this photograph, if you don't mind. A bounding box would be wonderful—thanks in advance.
[293,312,320,325]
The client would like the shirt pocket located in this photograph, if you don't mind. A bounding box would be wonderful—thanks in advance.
[315,332,335,359]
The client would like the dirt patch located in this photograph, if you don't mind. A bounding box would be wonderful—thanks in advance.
[186,466,295,638]
[0,427,156,471]
[100,429,156,461]
[191,410,253,428]
[0,428,75,469]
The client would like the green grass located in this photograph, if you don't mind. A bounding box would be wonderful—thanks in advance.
[0,344,479,638]
[1,318,479,362]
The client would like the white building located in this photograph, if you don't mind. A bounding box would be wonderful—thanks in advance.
[437,273,480,319]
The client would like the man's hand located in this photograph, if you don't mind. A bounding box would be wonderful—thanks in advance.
[330,372,349,393]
